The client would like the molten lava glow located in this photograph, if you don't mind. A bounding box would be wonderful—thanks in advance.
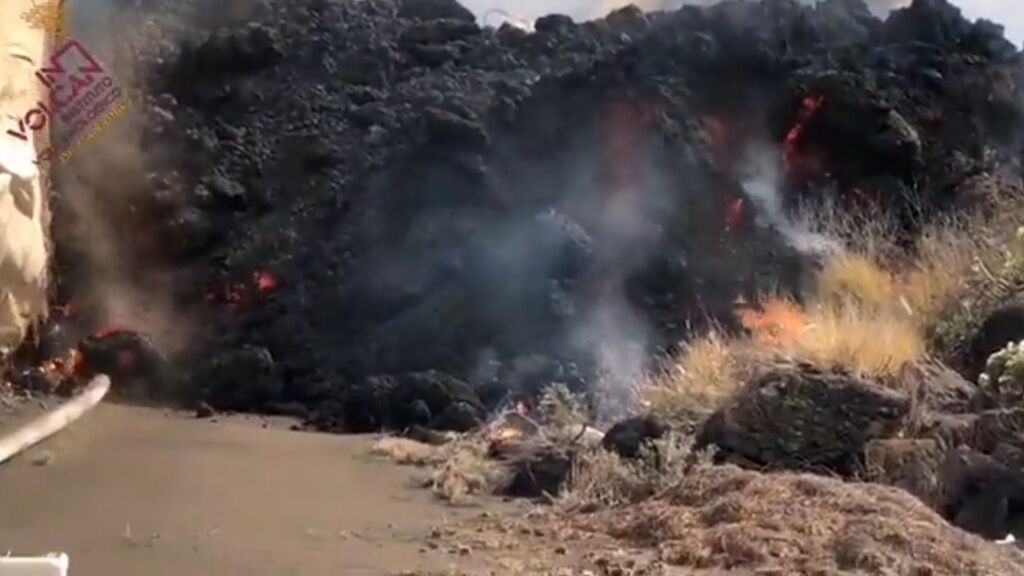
[208,270,281,312]
[254,270,280,293]
[724,197,744,233]
[40,348,84,380]
[94,326,131,339]
[783,95,826,174]
[737,297,808,347]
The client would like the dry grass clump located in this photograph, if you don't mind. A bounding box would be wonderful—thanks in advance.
[429,436,508,504]
[792,299,926,380]
[371,435,508,504]
[370,437,442,466]
[573,465,1024,575]
[564,433,701,509]
[816,252,896,310]
[641,330,743,423]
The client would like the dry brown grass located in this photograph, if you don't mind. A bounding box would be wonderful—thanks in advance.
[573,464,1024,575]
[641,329,743,423]
[370,437,441,466]
[789,299,926,380]
[816,252,896,310]
[429,436,508,504]
[371,435,508,504]
[564,433,700,509]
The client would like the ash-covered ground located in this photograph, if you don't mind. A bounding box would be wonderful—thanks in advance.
[37,0,1024,432]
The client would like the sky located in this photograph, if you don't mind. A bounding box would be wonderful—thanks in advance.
[950,0,1022,45]
[462,0,1024,46]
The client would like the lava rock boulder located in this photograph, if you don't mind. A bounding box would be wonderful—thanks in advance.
[698,364,911,474]
[602,415,668,459]
[199,345,284,411]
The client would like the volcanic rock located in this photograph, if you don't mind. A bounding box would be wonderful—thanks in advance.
[403,398,433,427]
[199,345,283,411]
[902,359,978,414]
[940,448,1024,540]
[698,365,911,473]
[864,438,945,508]
[428,400,482,432]
[397,0,475,23]
[504,444,573,498]
[195,401,216,419]
[601,415,668,459]
[57,0,1024,432]
[78,331,175,400]
[971,409,1024,456]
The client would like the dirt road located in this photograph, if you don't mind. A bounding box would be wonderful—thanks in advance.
[0,403,501,575]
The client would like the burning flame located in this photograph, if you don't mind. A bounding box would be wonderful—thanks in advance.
[39,348,84,380]
[783,95,825,174]
[736,297,808,347]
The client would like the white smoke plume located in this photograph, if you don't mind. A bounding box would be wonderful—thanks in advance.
[740,144,840,259]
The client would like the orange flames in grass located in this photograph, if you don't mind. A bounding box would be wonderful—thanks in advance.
[736,297,808,347]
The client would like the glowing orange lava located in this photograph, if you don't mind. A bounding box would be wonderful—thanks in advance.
[254,270,280,293]
[94,326,131,339]
[783,94,826,174]
[208,269,281,312]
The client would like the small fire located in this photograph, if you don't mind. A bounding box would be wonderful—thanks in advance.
[783,94,826,174]
[39,348,84,380]
[736,297,808,347]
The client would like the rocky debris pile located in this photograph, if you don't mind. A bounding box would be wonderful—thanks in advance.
[45,0,1024,435]
[698,365,911,473]
[680,350,1024,543]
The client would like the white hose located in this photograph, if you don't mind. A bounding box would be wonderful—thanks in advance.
[0,375,110,465]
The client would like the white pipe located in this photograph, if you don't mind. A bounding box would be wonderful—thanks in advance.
[0,553,68,576]
[0,375,110,465]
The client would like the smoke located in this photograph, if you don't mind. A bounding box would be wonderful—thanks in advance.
[51,0,196,355]
[740,144,840,259]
